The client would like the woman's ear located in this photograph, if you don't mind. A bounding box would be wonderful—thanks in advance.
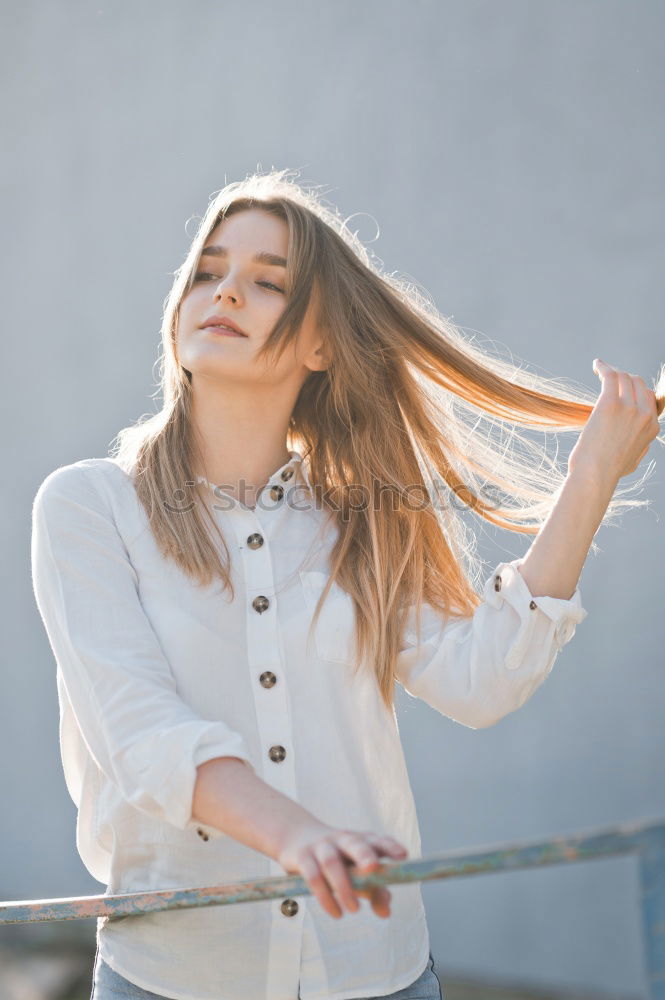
[304,340,332,373]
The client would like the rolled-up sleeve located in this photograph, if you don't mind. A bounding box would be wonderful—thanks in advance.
[30,464,255,830]
[395,558,588,729]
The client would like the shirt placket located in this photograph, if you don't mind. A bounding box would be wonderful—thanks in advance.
[223,463,306,1000]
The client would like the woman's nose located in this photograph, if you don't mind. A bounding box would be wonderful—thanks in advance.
[214,281,238,304]
[212,271,241,295]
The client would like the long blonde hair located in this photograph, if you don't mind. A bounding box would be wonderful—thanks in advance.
[111,168,665,712]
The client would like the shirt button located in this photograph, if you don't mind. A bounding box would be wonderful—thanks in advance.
[529,600,538,610]
[252,595,270,614]
[494,575,502,592]
[247,533,264,550]
[280,467,294,482]
[269,484,284,502]
[260,671,277,688]
[281,899,299,917]
[269,745,286,762]
[196,828,210,841]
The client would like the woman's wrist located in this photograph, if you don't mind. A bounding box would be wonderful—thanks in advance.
[192,756,324,862]
[567,456,620,495]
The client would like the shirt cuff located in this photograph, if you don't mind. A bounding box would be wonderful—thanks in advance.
[482,558,588,671]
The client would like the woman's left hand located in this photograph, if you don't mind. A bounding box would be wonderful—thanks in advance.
[568,359,661,481]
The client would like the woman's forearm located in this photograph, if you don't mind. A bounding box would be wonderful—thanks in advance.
[516,461,619,601]
[518,358,661,600]
[191,756,317,860]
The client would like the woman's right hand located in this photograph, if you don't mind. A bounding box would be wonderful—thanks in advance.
[276,820,408,920]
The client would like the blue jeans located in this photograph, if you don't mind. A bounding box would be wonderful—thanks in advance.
[90,949,444,999]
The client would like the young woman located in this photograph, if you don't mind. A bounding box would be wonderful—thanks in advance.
[31,169,663,1000]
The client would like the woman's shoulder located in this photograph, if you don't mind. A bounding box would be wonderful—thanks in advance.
[33,457,135,505]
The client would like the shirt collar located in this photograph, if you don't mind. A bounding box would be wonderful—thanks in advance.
[194,448,313,508]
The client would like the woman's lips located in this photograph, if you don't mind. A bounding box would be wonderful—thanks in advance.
[202,324,246,338]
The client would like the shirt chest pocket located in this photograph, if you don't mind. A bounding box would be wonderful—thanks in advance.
[299,569,358,666]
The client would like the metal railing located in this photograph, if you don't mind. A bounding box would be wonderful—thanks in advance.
[1,816,663,998]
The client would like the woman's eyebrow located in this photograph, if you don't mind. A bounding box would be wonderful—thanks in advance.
[200,245,287,268]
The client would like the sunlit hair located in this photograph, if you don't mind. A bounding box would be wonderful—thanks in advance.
[111,168,665,713]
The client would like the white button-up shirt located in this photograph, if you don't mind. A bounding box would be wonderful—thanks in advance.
[30,451,588,1000]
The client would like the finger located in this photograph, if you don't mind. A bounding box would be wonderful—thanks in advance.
[617,370,637,405]
[360,885,392,918]
[315,842,361,914]
[338,833,407,918]
[594,359,638,405]
[355,884,392,915]
[593,358,615,377]
[336,832,383,872]
[633,375,659,423]
[593,359,620,400]
[361,834,408,859]
[371,886,392,916]
[299,851,342,920]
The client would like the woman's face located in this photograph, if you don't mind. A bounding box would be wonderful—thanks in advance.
[176,208,327,386]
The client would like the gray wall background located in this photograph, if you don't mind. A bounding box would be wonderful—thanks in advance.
[2,1,663,996]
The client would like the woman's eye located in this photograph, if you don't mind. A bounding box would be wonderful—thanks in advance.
[258,281,285,294]
[192,272,284,294]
